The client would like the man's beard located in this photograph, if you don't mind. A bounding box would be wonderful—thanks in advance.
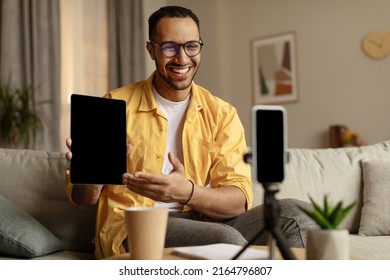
[155,62,199,91]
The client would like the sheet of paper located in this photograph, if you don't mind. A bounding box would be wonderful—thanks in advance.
[172,243,269,260]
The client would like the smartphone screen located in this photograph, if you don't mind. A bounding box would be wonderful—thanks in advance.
[252,105,287,183]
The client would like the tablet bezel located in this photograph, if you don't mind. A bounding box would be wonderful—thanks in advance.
[70,94,127,185]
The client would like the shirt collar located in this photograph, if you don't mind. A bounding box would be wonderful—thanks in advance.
[139,71,203,113]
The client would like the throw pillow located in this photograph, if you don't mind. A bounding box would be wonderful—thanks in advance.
[0,195,64,258]
[359,159,390,236]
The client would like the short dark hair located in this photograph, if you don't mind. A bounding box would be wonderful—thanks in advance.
[148,6,200,40]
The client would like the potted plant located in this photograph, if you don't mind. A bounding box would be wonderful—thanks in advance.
[298,195,356,260]
[0,82,42,148]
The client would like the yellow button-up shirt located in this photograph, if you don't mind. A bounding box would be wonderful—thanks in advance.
[65,72,252,259]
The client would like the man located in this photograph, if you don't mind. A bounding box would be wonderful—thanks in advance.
[65,6,313,259]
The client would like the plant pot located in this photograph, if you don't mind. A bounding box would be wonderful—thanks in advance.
[306,229,349,260]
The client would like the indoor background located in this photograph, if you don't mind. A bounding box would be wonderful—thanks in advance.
[2,0,389,151]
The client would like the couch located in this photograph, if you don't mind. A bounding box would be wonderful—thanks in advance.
[0,148,96,259]
[252,140,390,260]
[0,141,389,259]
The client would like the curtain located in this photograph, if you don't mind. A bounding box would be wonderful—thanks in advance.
[107,0,145,90]
[0,0,61,151]
[59,0,109,152]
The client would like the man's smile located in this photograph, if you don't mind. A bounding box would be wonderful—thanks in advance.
[169,66,191,76]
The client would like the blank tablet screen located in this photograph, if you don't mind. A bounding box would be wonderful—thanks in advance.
[70,94,127,185]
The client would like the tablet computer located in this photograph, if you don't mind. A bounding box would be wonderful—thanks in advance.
[70,94,127,185]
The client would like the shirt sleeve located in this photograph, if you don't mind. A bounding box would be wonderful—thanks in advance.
[210,107,253,209]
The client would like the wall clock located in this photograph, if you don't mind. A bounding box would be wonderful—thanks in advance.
[362,30,390,59]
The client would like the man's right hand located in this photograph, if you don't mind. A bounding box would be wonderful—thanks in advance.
[65,138,72,176]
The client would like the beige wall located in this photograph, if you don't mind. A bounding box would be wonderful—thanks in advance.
[144,0,390,148]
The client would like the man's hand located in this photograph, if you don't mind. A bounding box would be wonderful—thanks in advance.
[122,151,247,220]
[122,152,193,204]
[65,138,72,176]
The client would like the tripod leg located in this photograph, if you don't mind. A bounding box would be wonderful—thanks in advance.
[268,232,276,260]
[271,226,296,260]
[231,227,266,260]
[264,183,296,260]
[231,183,297,260]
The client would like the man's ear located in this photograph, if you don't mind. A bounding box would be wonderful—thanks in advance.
[146,42,156,60]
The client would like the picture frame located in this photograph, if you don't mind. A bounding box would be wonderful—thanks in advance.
[251,31,298,104]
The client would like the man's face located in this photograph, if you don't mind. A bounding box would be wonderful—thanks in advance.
[147,17,201,95]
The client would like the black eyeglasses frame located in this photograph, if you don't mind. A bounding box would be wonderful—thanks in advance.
[149,39,204,58]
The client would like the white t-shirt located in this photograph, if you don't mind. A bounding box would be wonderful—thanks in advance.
[152,88,190,210]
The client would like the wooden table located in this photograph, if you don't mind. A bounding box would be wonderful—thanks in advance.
[106,245,306,260]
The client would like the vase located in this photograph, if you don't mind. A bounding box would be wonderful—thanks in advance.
[306,229,349,260]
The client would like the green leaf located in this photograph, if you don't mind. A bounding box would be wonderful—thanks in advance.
[298,195,356,230]
[324,195,330,216]
[298,203,334,229]
[312,209,334,229]
[309,196,324,214]
[0,81,47,148]
[333,201,356,228]
[329,201,343,223]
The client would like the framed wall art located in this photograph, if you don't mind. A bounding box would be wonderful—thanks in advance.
[251,31,298,104]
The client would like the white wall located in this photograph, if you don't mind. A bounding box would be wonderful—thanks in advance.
[144,0,390,148]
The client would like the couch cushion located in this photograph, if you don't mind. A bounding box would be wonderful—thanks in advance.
[359,159,390,236]
[253,141,390,233]
[361,141,390,161]
[272,147,363,232]
[0,195,64,258]
[0,148,96,253]
[350,234,390,260]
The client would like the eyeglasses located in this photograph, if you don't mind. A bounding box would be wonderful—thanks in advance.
[149,40,204,58]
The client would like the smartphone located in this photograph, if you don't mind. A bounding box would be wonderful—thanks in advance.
[252,105,287,183]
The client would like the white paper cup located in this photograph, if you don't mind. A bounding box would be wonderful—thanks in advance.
[124,207,168,260]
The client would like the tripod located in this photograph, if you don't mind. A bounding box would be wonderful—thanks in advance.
[232,181,296,260]
[262,182,296,260]
[233,151,296,260]
[238,105,293,259]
